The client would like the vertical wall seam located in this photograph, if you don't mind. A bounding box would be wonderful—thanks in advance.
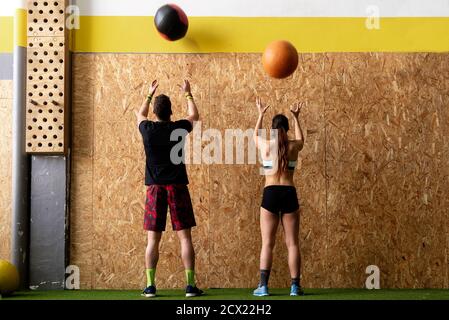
[440,101,449,289]
[323,54,329,288]
[207,67,211,287]
[90,56,95,290]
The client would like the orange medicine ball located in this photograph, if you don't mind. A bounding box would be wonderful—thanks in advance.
[262,40,299,79]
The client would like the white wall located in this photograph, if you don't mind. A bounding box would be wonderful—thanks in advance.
[0,0,26,16]
[2,1,449,16]
[73,0,449,17]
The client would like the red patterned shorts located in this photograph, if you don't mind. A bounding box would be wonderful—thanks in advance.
[144,184,196,232]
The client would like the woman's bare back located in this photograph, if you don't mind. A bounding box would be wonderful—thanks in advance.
[262,140,301,187]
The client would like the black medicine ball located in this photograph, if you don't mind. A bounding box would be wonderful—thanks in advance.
[154,4,189,41]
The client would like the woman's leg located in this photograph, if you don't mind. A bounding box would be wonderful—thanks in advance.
[259,208,280,286]
[281,211,301,280]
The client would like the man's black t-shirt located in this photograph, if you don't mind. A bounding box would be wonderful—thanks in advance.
[139,119,192,185]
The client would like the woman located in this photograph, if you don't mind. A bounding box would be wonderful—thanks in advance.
[252,97,305,297]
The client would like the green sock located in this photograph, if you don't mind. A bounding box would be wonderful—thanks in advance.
[185,269,195,287]
[146,268,156,287]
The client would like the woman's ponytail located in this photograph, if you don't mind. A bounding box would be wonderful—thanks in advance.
[277,127,289,176]
[272,114,290,177]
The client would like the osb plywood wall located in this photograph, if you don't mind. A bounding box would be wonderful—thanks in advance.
[70,53,449,289]
[0,80,13,261]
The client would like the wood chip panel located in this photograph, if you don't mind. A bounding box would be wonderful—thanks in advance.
[70,53,449,289]
[325,53,449,288]
[0,80,13,261]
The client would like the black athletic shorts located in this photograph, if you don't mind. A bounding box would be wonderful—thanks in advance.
[261,185,300,214]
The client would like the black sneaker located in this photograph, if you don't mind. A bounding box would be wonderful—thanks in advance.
[185,285,204,297]
[142,285,156,298]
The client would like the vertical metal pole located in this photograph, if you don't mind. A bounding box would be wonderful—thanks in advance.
[11,3,30,289]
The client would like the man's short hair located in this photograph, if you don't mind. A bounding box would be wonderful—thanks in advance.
[153,94,172,121]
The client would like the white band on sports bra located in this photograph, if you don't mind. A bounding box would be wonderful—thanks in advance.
[262,160,297,168]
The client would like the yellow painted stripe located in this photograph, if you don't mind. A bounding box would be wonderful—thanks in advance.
[0,16,14,52]
[14,9,27,48]
[1,10,27,52]
[3,15,449,53]
[74,16,449,53]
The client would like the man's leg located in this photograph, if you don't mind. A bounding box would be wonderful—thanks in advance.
[143,185,168,295]
[167,185,202,296]
[176,228,196,286]
[145,231,162,287]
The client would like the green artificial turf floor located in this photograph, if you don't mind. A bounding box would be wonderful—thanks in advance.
[3,288,449,300]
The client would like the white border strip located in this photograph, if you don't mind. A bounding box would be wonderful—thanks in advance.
[2,0,449,17]
[0,0,26,16]
[73,0,449,17]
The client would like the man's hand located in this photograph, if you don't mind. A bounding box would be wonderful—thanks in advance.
[290,102,305,119]
[256,97,270,116]
[148,80,159,97]
[182,80,199,124]
[179,79,191,94]
[135,80,158,127]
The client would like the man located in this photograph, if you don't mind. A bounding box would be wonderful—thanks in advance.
[134,79,203,298]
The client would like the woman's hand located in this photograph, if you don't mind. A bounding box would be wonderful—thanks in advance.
[179,79,192,94]
[256,97,270,116]
[148,80,159,97]
[290,102,305,119]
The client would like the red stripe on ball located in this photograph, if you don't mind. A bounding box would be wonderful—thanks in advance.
[158,31,173,41]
